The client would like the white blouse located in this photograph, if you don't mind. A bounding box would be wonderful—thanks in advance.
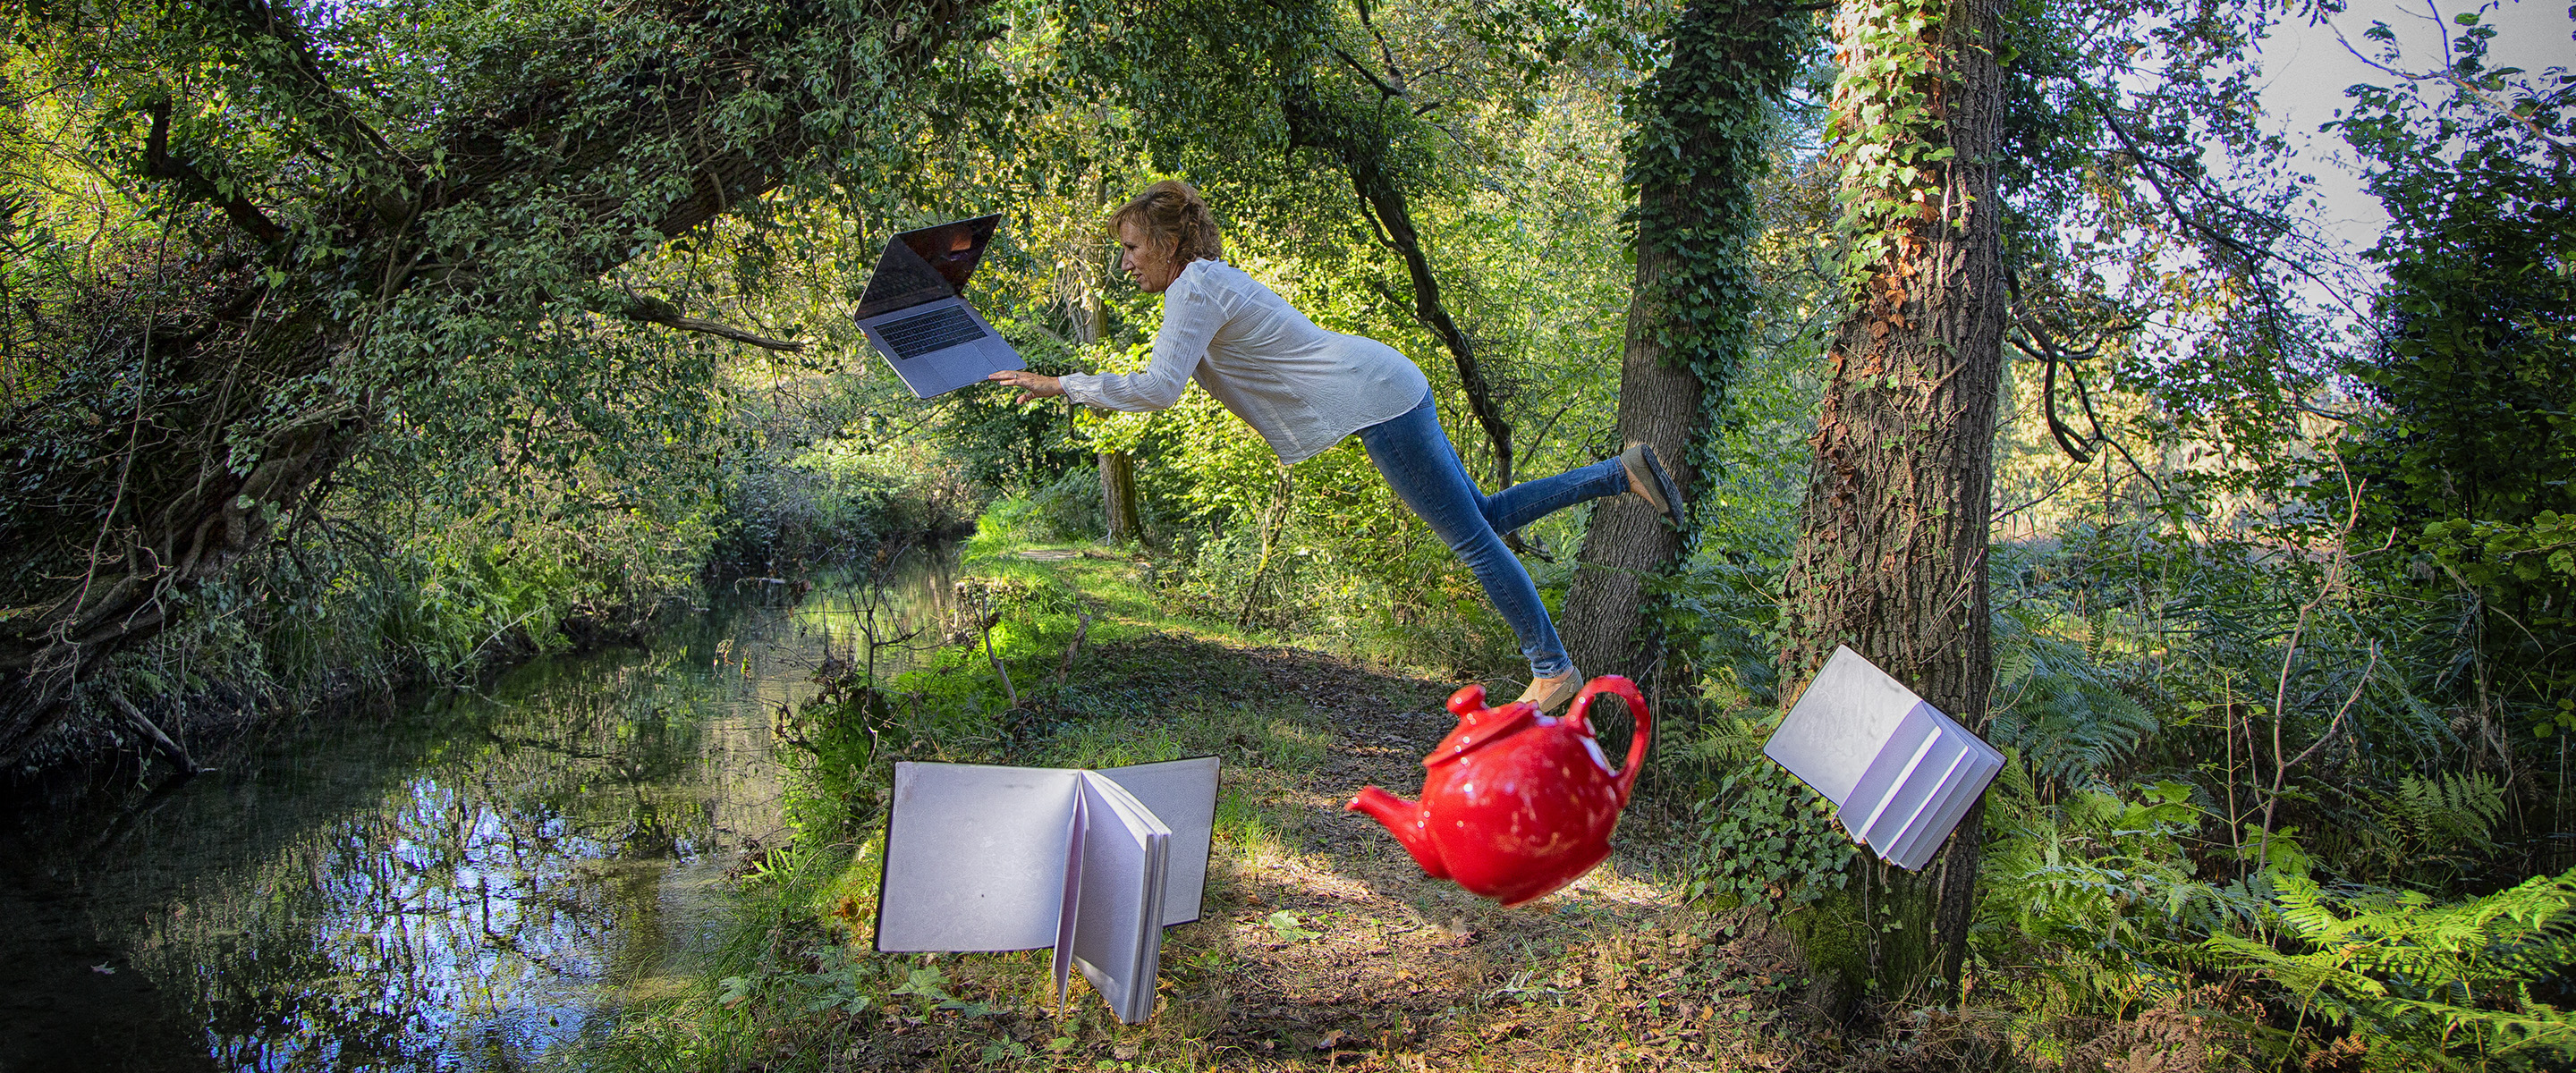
[1057,259,1431,463]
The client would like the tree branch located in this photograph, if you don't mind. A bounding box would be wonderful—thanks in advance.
[219,0,418,220]
[140,100,286,243]
[2096,104,2366,323]
[619,291,806,351]
[108,691,200,774]
[1327,45,1405,99]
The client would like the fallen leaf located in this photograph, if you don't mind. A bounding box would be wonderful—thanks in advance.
[1113,1043,1140,1060]
[1266,910,1321,942]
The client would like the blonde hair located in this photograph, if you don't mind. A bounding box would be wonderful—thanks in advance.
[1110,180,1223,266]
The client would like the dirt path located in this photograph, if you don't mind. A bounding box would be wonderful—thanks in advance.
[861,629,1817,1071]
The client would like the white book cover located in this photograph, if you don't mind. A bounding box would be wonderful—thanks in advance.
[1763,646,2004,870]
[875,756,1219,1023]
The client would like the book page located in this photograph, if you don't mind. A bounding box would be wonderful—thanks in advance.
[876,762,1080,953]
[1050,788,1085,1008]
[1068,772,1171,1024]
[1095,757,1220,925]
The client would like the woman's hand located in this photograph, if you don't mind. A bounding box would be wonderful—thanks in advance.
[986,369,1063,404]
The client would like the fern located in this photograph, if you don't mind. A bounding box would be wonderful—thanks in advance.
[1989,606,2158,788]
[1978,780,2246,1016]
[2199,868,2576,1070]
[2343,772,2512,886]
[2393,772,2509,852]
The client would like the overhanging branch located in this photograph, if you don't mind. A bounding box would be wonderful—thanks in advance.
[141,100,287,243]
[620,291,805,352]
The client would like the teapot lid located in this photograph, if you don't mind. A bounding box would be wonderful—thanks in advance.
[1424,701,1538,769]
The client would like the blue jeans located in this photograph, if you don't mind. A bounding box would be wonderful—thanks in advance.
[1357,390,1629,680]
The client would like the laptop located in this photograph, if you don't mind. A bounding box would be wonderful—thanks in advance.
[852,215,1026,399]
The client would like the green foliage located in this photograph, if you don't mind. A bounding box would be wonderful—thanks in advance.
[2395,773,2508,850]
[1979,774,2242,1016]
[2333,4,2576,749]
[2422,512,2576,597]
[1688,745,1853,911]
[2202,870,2576,1070]
[2341,7,2576,564]
[980,471,1108,546]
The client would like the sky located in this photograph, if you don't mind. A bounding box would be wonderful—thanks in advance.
[2256,0,2575,256]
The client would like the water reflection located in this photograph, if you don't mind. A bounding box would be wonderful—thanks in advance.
[0,552,953,1073]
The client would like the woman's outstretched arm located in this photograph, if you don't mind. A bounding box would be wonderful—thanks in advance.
[1046,270,1219,411]
[987,368,1062,402]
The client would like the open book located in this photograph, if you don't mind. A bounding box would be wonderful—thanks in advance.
[874,757,1220,1023]
[1763,646,2003,870]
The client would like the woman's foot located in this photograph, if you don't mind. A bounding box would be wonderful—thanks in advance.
[1619,441,1686,531]
[1515,669,1582,714]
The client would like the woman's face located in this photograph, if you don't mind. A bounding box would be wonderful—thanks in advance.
[1117,221,1182,293]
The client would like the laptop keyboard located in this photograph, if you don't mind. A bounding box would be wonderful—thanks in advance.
[877,306,986,359]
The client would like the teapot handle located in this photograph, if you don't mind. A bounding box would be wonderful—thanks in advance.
[1569,675,1652,805]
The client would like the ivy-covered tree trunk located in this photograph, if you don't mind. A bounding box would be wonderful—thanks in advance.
[1776,0,2008,988]
[0,0,982,765]
[1558,0,1811,680]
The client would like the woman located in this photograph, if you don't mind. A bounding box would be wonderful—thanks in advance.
[988,180,1682,712]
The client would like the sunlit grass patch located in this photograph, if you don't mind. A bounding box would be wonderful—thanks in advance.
[1212,790,1277,855]
[561,528,1834,1071]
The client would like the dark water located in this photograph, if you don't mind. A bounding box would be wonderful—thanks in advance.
[0,555,952,1072]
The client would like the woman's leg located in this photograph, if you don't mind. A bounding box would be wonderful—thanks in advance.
[1358,393,1623,680]
[1484,457,1630,535]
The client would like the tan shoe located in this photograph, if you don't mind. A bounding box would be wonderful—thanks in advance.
[1619,442,1686,530]
[1514,669,1582,714]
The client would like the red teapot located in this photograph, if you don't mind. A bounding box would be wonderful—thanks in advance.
[1347,675,1651,906]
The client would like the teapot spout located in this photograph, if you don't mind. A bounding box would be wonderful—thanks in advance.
[1347,785,1447,878]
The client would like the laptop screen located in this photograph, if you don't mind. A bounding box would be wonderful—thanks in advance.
[900,215,999,294]
[856,215,1001,320]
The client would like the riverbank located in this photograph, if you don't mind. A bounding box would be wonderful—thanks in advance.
[0,567,946,1072]
[571,535,1837,1072]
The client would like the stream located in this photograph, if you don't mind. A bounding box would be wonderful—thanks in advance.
[0,550,953,1073]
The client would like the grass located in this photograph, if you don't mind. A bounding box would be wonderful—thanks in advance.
[559,536,1835,1072]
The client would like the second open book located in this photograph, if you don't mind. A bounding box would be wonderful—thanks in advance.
[1763,646,2003,870]
[873,757,1219,1024]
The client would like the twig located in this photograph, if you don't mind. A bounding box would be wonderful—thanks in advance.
[620,289,805,351]
[1236,469,1297,629]
[1054,606,1092,690]
[978,590,1017,708]
[2252,458,2370,867]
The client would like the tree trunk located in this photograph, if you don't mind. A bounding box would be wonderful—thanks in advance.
[1777,0,2008,990]
[1558,0,1810,680]
[1100,452,1141,545]
[0,0,983,765]
[1561,235,1699,680]
[1070,244,1140,545]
